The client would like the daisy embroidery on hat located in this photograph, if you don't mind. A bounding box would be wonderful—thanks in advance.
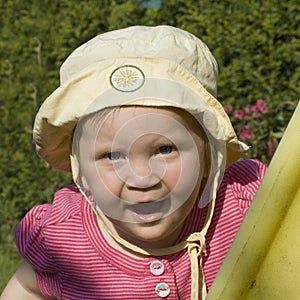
[110,65,145,92]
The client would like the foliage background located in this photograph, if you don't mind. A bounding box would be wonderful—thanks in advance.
[1,0,299,291]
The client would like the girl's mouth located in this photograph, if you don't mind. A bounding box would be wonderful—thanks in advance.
[133,211,164,223]
[128,197,170,223]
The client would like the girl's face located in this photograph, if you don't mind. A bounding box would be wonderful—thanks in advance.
[77,106,208,248]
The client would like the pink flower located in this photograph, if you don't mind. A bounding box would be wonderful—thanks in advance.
[252,111,261,118]
[240,124,255,140]
[244,104,252,114]
[234,109,245,120]
[252,99,268,114]
[7,219,13,226]
[224,104,233,115]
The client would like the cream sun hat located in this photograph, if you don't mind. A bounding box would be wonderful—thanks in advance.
[33,25,249,300]
[33,25,248,173]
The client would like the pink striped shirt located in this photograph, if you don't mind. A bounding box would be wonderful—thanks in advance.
[16,159,266,299]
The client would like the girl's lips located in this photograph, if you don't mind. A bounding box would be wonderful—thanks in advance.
[133,211,164,223]
[127,197,171,223]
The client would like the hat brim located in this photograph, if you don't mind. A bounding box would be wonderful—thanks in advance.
[33,57,248,172]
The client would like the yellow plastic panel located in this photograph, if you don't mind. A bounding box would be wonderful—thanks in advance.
[207,102,300,300]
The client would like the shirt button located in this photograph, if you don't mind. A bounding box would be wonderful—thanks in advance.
[155,282,170,298]
[150,260,165,276]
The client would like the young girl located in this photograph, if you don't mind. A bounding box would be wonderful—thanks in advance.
[1,25,266,300]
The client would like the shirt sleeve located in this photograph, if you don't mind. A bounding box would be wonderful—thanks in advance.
[15,204,55,271]
[15,204,62,298]
[225,159,267,215]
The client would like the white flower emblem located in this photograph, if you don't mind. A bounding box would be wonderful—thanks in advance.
[110,65,145,92]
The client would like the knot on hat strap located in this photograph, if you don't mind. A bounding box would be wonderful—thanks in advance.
[187,232,207,300]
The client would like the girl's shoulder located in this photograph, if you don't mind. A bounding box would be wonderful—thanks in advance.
[15,185,84,271]
[221,159,267,215]
[49,184,83,223]
[21,184,82,227]
[224,159,267,188]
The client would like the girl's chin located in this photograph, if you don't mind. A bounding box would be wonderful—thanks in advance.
[114,220,182,249]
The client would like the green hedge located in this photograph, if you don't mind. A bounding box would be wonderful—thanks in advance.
[1,0,299,267]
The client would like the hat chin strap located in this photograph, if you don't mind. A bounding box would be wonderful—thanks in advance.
[70,154,215,300]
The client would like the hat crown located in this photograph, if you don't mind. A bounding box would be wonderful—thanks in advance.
[60,25,218,97]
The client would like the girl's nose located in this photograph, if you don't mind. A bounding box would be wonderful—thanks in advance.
[118,157,166,189]
[126,172,161,189]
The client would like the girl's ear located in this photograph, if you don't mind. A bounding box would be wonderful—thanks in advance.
[200,177,208,194]
[70,154,90,189]
[70,154,80,184]
[203,141,211,178]
[203,163,210,179]
[79,175,90,190]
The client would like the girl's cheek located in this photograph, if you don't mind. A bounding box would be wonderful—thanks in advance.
[97,169,122,194]
[163,163,182,189]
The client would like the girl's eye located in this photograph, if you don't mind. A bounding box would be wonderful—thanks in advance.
[158,146,174,155]
[105,151,125,161]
